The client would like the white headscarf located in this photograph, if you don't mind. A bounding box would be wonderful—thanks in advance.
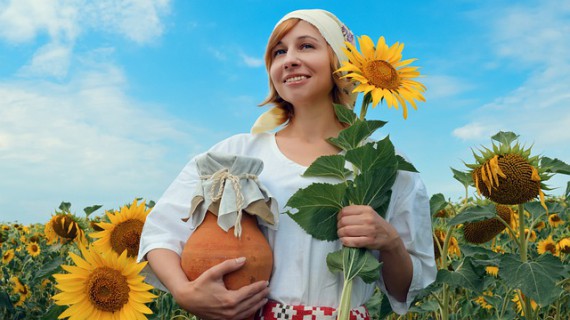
[251,9,356,134]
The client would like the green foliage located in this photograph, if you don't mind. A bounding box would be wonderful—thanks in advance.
[285,182,347,241]
[327,247,382,283]
[500,253,565,306]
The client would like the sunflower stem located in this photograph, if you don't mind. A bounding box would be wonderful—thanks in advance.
[517,203,533,318]
[337,277,353,320]
[359,93,372,120]
[518,203,527,263]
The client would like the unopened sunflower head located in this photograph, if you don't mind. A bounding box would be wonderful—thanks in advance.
[335,35,426,119]
[465,131,551,208]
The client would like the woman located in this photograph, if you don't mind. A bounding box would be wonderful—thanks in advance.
[138,9,436,320]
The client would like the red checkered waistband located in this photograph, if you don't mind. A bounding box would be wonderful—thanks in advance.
[255,299,370,320]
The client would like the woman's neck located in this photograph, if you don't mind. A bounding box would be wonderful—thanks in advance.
[281,100,344,142]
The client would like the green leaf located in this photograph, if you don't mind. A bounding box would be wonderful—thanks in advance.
[346,168,396,217]
[525,200,565,219]
[429,193,448,217]
[285,182,347,241]
[326,247,381,283]
[448,204,496,226]
[491,131,519,146]
[499,253,564,306]
[58,201,71,212]
[83,204,102,217]
[460,244,501,260]
[451,167,473,188]
[396,155,418,172]
[328,119,387,151]
[0,289,14,313]
[345,137,397,173]
[435,257,484,293]
[333,103,357,125]
[540,156,570,175]
[34,256,65,280]
[303,154,352,180]
[41,305,67,320]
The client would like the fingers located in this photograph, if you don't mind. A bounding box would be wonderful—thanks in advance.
[204,257,247,280]
[233,282,270,319]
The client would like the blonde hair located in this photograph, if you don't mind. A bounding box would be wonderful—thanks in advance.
[259,18,354,121]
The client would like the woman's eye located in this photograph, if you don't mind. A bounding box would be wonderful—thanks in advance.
[300,43,314,50]
[273,49,286,57]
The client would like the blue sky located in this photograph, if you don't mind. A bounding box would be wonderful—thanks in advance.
[1,0,569,224]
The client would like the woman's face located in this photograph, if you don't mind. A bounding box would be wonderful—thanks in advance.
[269,21,334,107]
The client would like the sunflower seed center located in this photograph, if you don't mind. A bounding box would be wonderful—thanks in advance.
[363,60,400,90]
[88,267,130,312]
[110,219,144,257]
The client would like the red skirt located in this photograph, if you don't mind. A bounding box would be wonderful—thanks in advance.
[255,300,370,320]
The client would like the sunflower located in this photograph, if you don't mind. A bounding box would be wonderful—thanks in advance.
[90,199,151,258]
[533,221,546,231]
[2,249,15,264]
[44,212,86,245]
[512,290,537,316]
[485,266,499,277]
[26,242,41,257]
[557,238,570,254]
[10,276,30,307]
[465,131,550,208]
[474,291,494,310]
[463,204,512,244]
[537,235,558,256]
[52,245,156,320]
[10,276,24,293]
[336,35,426,119]
[524,229,537,242]
[548,214,564,228]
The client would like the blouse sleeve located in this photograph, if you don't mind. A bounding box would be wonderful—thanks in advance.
[137,155,202,291]
[377,169,437,315]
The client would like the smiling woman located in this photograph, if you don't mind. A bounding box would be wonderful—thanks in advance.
[138,8,436,320]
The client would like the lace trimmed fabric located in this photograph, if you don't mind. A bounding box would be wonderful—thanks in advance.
[184,152,278,237]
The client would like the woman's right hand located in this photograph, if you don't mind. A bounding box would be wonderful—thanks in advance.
[146,249,269,320]
[172,257,269,319]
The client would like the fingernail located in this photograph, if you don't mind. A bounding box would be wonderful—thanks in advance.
[265,280,269,286]
[235,257,246,263]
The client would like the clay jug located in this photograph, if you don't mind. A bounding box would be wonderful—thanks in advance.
[181,210,273,290]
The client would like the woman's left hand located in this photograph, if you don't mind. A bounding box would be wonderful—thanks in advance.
[337,205,401,252]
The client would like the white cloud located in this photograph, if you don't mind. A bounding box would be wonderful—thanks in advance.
[85,0,170,44]
[452,122,496,141]
[0,0,170,79]
[18,42,72,78]
[241,53,264,67]
[0,0,80,43]
[491,0,570,65]
[0,65,210,223]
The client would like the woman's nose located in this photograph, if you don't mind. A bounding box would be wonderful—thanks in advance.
[283,52,301,69]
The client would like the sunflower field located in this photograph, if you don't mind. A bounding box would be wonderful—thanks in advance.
[1,131,569,320]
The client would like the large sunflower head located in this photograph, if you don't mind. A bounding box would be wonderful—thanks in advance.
[90,199,151,258]
[463,204,512,244]
[465,131,551,207]
[336,35,426,119]
[52,245,156,319]
[44,212,87,245]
